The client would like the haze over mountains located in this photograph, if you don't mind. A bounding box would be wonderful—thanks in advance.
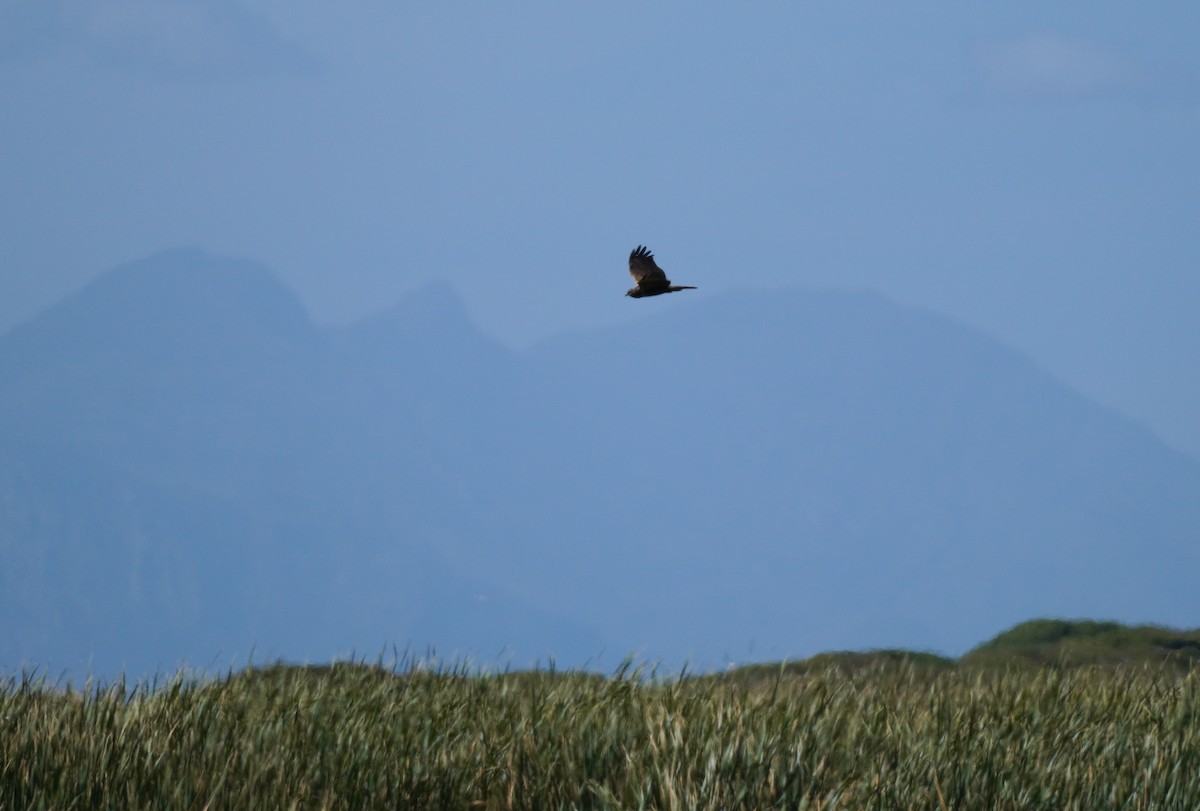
[2,249,1198,679]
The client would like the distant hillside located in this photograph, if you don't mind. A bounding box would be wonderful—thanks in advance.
[2,249,1199,678]
[717,618,1200,685]
[960,618,1200,670]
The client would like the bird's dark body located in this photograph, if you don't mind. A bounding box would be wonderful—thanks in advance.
[625,245,696,298]
[626,286,693,299]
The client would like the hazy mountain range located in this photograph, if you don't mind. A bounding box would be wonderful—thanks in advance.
[2,248,1197,678]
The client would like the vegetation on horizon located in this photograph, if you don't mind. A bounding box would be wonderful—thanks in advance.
[4,619,1200,810]
[960,618,1200,670]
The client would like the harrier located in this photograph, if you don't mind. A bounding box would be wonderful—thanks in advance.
[625,245,697,298]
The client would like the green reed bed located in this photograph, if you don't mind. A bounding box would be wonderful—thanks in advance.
[2,660,1198,810]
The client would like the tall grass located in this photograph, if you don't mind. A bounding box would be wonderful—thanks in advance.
[3,659,1198,809]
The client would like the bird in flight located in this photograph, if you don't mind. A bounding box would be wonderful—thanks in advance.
[625,245,697,298]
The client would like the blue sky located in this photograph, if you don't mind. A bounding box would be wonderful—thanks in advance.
[2,2,1198,457]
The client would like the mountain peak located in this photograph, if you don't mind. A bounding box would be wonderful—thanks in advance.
[78,247,311,328]
[363,281,471,329]
[0,249,317,382]
[347,280,487,349]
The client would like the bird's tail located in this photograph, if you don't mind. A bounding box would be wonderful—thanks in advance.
[669,285,697,291]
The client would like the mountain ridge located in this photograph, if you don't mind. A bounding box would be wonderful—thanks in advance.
[2,250,1197,677]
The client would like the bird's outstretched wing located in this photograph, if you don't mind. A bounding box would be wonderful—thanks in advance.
[629,245,670,291]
